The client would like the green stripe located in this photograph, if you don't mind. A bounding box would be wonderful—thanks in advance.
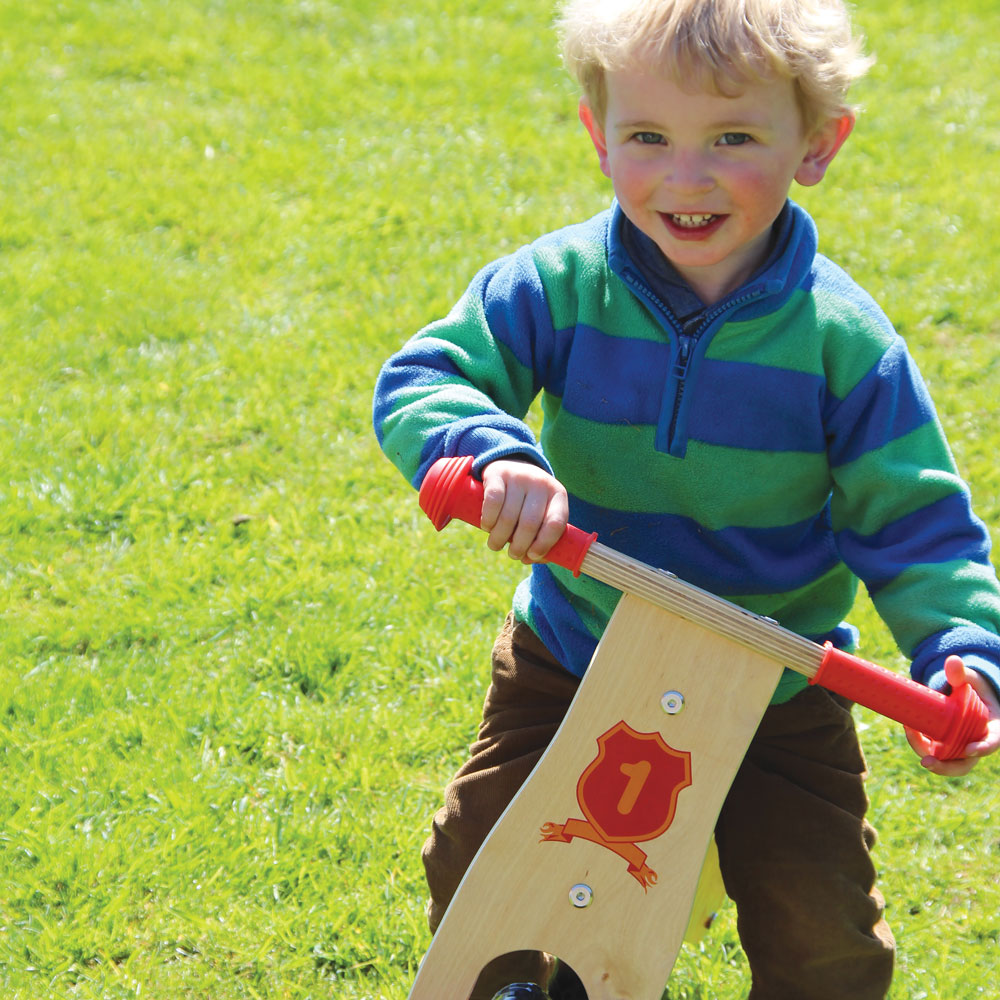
[727,563,860,638]
[549,564,622,638]
[704,291,824,372]
[872,560,1000,656]
[830,421,962,535]
[815,293,897,402]
[492,337,537,415]
[382,378,503,431]
[704,287,895,400]
[413,321,536,418]
[541,408,830,528]
[379,380,498,477]
[772,671,810,704]
[533,242,663,340]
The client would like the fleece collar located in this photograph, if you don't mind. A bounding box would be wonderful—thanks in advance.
[605,199,820,324]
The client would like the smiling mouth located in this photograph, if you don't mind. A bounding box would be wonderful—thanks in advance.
[668,213,720,228]
[659,212,727,240]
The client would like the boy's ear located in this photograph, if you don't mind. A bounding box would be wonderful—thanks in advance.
[794,112,855,187]
[579,99,612,178]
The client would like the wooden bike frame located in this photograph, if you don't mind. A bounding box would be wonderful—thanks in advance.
[405,456,988,999]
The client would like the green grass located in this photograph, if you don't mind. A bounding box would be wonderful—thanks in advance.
[1,0,999,997]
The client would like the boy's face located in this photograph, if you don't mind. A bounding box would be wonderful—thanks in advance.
[580,65,853,304]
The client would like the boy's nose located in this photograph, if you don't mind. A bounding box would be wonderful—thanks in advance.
[664,151,714,193]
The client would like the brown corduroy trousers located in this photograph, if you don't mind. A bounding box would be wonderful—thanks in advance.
[422,615,895,999]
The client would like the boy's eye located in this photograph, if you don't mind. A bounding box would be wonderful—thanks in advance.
[718,132,752,146]
[633,131,665,145]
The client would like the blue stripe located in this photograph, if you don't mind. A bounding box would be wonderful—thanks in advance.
[548,332,830,453]
[515,569,602,678]
[837,491,991,593]
[414,414,547,487]
[910,625,1000,690]
[554,326,670,425]
[687,359,826,451]
[569,495,840,596]
[812,255,898,331]
[482,251,555,387]
[826,339,937,467]
[374,352,463,408]
[372,351,466,446]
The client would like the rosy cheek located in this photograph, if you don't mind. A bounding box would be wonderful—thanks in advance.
[729,161,791,198]
[610,159,656,199]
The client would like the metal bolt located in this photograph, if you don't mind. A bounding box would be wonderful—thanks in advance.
[569,883,593,908]
[661,690,685,715]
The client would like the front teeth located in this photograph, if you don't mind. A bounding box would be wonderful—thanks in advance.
[671,213,716,227]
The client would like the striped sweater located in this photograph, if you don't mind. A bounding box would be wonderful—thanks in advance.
[374,201,1000,703]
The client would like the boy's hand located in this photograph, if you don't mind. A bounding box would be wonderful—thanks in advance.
[905,656,1000,776]
[480,459,569,563]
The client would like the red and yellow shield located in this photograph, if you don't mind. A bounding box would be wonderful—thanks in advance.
[541,721,692,889]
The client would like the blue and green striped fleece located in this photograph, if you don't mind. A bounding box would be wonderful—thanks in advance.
[374,201,1000,704]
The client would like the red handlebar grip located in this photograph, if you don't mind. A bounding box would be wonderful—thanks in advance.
[418,456,597,577]
[810,645,989,760]
[419,456,481,531]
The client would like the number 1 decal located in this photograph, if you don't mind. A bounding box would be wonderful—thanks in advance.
[617,760,652,815]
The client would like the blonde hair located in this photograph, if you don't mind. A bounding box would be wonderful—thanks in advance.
[558,0,873,129]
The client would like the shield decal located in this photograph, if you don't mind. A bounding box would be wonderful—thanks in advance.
[579,721,692,843]
[541,721,692,889]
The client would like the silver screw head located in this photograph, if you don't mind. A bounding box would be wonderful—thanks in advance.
[569,883,593,908]
[661,690,685,714]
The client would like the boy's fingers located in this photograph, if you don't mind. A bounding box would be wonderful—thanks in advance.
[932,659,1000,765]
[960,709,1000,759]
[904,726,932,759]
[478,460,569,559]
[486,488,526,552]
[906,719,994,776]
[479,473,507,531]
[919,754,978,777]
[507,494,550,560]
[525,521,565,561]
[526,492,570,561]
[943,654,968,689]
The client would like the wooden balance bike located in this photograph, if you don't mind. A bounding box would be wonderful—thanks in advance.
[406,455,988,1000]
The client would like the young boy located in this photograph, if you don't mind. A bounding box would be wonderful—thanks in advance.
[373,1,1000,997]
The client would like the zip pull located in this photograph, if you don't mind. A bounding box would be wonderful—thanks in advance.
[672,316,703,378]
[673,335,692,378]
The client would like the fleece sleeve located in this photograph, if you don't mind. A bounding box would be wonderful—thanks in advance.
[373,247,555,488]
[826,332,1000,695]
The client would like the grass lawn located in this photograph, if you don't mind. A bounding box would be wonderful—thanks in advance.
[1,1,999,997]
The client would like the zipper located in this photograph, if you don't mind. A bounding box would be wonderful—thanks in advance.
[666,319,701,451]
[621,267,768,456]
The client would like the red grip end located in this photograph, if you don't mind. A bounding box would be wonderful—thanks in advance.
[418,456,597,577]
[810,645,989,761]
[928,680,991,761]
[419,455,479,531]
